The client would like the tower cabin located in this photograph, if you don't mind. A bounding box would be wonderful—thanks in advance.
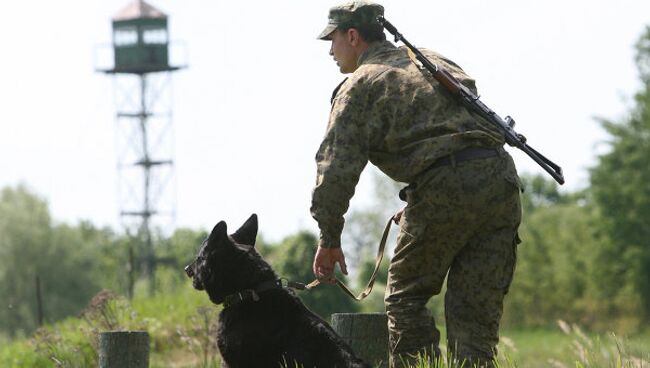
[111,0,177,73]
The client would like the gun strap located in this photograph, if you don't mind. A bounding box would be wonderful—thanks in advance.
[406,47,424,69]
[305,216,393,301]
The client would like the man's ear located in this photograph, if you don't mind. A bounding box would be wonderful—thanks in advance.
[231,214,258,246]
[347,28,360,46]
[208,221,228,247]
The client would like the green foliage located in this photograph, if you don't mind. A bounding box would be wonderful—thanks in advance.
[504,184,598,328]
[499,174,640,332]
[0,186,120,337]
[0,285,222,368]
[354,253,390,313]
[519,174,580,213]
[0,184,648,367]
[152,227,210,298]
[130,286,222,368]
[0,339,51,368]
[158,228,208,271]
[635,26,650,84]
[589,26,650,323]
[502,19,650,332]
[497,323,650,368]
[278,324,650,367]
[0,183,216,338]
[0,185,52,336]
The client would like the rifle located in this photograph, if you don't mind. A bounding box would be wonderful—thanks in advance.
[377,16,565,185]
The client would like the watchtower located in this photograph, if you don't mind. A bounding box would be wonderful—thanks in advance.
[97,0,186,296]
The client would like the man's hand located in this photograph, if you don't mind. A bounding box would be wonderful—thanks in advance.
[393,207,405,224]
[312,246,348,284]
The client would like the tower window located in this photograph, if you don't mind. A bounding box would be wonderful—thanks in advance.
[114,27,138,46]
[143,28,168,45]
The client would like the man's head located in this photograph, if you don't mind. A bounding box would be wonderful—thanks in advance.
[318,1,386,74]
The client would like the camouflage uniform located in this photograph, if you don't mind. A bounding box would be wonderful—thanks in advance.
[311,3,522,366]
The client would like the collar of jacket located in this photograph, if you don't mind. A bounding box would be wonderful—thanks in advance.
[357,40,397,66]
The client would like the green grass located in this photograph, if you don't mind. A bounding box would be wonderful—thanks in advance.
[283,324,650,368]
[498,328,576,365]
[0,282,223,368]
[2,284,650,368]
[496,324,650,368]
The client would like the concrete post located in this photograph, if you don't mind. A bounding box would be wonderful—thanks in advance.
[98,331,149,368]
[332,312,388,368]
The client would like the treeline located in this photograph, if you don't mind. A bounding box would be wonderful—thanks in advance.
[0,185,359,339]
[503,25,650,333]
[0,186,124,338]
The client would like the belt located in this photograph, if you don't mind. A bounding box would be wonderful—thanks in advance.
[399,146,501,201]
[428,146,500,170]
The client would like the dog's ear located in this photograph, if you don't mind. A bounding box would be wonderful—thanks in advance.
[231,214,258,246]
[207,221,228,248]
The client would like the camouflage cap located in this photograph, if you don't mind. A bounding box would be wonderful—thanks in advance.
[317,1,385,40]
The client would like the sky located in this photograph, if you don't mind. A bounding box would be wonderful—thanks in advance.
[0,0,649,242]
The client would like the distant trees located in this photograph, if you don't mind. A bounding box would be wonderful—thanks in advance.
[0,186,116,337]
[502,175,600,328]
[505,26,650,331]
[0,185,212,338]
[588,25,650,325]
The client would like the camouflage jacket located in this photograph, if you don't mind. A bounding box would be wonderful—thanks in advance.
[311,40,504,248]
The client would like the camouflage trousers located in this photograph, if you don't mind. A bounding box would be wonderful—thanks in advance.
[385,151,522,368]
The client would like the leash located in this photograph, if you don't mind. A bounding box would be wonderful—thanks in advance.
[294,216,394,301]
[218,216,394,309]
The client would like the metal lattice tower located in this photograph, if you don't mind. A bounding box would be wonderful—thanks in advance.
[97,0,185,295]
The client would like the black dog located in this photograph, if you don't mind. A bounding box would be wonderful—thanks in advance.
[185,214,371,368]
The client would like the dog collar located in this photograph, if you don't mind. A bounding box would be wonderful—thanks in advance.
[222,279,285,309]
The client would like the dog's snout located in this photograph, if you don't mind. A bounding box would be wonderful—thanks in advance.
[184,264,194,278]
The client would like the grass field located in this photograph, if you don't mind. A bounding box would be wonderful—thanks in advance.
[496,326,650,367]
[1,284,649,368]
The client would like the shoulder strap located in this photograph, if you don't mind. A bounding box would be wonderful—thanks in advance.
[330,78,349,104]
[406,47,424,69]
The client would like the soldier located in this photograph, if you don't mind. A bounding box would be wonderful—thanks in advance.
[310,1,522,367]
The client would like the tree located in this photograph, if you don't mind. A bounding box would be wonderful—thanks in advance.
[0,185,52,336]
[589,25,650,322]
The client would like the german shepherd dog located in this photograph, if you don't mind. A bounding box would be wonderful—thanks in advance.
[184,214,370,368]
